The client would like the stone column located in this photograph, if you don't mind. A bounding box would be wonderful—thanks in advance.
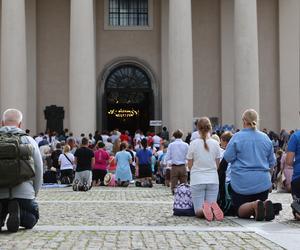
[1,0,28,127]
[279,0,300,130]
[234,0,260,129]
[161,0,169,130]
[221,0,234,126]
[69,0,96,136]
[26,0,37,135]
[168,0,193,136]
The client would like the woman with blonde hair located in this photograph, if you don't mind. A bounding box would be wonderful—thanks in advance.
[187,117,223,221]
[58,145,75,183]
[224,109,276,221]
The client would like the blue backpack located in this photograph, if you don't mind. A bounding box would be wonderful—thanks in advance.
[173,183,195,216]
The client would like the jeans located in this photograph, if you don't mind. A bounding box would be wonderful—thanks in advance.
[191,184,219,213]
[0,198,39,229]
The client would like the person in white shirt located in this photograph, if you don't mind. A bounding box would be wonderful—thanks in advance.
[35,133,44,145]
[165,129,189,194]
[101,130,110,144]
[187,117,223,221]
[58,145,75,183]
[105,138,113,154]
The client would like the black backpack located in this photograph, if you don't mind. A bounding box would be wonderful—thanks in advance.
[0,132,35,188]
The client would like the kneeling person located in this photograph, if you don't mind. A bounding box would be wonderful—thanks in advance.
[73,137,94,191]
[0,109,43,232]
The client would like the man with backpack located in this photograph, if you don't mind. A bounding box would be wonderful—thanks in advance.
[0,109,43,232]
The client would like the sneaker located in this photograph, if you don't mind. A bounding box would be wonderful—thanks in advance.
[7,200,20,233]
[72,180,79,191]
[264,200,275,221]
[82,182,89,192]
[291,199,300,215]
[211,202,224,221]
[122,181,130,187]
[273,203,282,215]
[202,202,213,222]
[255,200,265,221]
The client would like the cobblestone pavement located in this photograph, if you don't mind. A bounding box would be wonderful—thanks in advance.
[0,185,297,249]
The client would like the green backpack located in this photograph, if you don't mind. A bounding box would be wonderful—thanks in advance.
[0,132,35,188]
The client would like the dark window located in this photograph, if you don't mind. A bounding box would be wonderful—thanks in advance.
[106,65,151,104]
[109,0,149,26]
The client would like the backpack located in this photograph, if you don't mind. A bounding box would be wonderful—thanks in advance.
[0,132,35,188]
[217,159,235,216]
[43,170,57,184]
[217,182,235,216]
[173,183,195,216]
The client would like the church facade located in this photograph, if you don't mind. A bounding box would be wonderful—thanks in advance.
[0,0,299,136]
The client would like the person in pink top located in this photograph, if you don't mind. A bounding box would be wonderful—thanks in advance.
[280,152,293,192]
[92,141,110,186]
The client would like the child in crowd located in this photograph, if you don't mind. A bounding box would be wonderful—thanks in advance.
[187,117,223,221]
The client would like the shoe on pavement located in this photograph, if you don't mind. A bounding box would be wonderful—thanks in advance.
[7,200,20,233]
[82,182,89,192]
[255,200,265,221]
[72,180,79,191]
[211,202,224,221]
[273,202,282,215]
[203,202,213,222]
[291,199,300,216]
[264,200,275,221]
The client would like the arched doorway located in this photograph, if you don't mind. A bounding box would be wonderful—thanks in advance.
[103,64,154,134]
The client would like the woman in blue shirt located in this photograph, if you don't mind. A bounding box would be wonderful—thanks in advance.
[115,142,132,187]
[224,109,276,221]
[286,130,300,220]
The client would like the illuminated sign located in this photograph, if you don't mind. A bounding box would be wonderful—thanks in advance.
[108,108,139,118]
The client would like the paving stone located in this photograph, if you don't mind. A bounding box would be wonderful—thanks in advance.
[0,185,289,249]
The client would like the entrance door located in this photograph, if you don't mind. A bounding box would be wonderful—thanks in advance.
[104,65,154,134]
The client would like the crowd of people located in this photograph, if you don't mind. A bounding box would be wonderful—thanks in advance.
[0,107,300,233]
[34,109,299,222]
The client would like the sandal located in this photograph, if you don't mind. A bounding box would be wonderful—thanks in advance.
[211,202,224,221]
[203,202,213,222]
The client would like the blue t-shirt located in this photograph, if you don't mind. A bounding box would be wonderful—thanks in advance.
[287,131,300,181]
[224,128,276,195]
[115,150,132,181]
[136,149,152,165]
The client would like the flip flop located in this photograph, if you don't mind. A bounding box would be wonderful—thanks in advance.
[203,202,213,222]
[211,202,224,221]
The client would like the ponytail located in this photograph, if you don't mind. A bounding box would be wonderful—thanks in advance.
[197,117,212,152]
[201,131,209,151]
[242,109,258,130]
[250,121,257,129]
